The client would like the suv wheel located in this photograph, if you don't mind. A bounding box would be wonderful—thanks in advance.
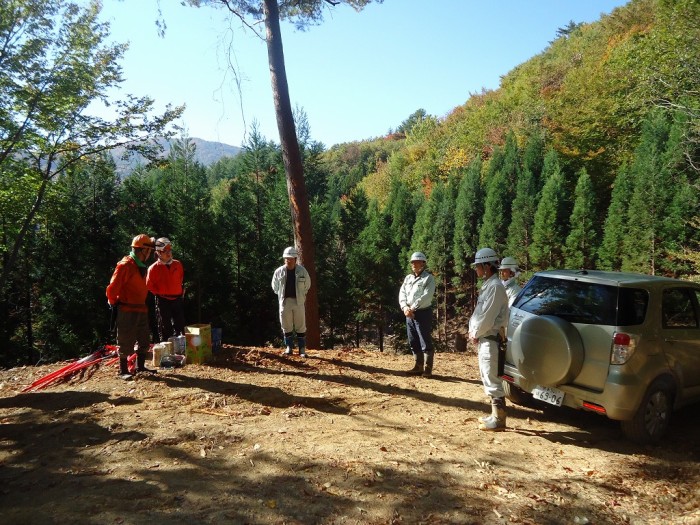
[620,379,674,445]
[503,381,533,406]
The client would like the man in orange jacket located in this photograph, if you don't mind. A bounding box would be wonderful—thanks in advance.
[147,237,186,342]
[106,234,156,380]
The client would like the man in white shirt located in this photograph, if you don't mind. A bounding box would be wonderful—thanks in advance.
[271,246,311,357]
[468,248,509,431]
[499,257,522,307]
[398,252,436,376]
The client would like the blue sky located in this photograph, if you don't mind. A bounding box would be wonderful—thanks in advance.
[98,0,630,148]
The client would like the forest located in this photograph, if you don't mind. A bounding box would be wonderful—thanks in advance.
[1,0,698,367]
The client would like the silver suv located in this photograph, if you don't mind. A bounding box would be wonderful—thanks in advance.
[502,270,700,444]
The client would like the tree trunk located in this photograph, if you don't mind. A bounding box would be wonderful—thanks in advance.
[442,272,447,347]
[25,243,34,365]
[263,0,320,349]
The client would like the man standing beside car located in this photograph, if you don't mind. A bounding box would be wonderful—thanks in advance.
[498,256,522,307]
[469,248,510,431]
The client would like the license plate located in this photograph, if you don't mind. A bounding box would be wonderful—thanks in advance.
[531,385,564,406]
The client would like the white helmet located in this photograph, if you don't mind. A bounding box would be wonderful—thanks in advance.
[471,247,499,266]
[155,237,171,252]
[282,246,298,258]
[410,251,427,263]
[498,256,519,271]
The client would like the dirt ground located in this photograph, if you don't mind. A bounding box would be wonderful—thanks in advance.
[0,345,699,525]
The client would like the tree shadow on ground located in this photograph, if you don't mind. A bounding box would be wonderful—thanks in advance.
[159,373,352,415]
[506,399,700,458]
[201,348,488,414]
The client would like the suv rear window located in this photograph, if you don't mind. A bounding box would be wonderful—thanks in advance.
[513,276,648,326]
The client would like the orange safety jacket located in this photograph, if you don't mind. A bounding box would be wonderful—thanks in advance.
[146,259,184,299]
[106,256,149,312]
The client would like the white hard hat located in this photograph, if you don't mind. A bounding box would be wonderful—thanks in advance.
[471,247,499,266]
[282,246,298,258]
[410,251,427,263]
[498,256,519,271]
[155,237,171,252]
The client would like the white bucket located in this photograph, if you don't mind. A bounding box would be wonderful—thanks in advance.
[152,343,169,367]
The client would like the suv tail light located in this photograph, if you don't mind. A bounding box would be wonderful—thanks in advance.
[611,332,636,364]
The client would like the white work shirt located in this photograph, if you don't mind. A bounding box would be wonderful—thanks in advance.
[469,274,509,340]
[398,270,436,311]
[502,277,522,307]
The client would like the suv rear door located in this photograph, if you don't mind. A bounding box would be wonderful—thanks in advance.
[660,286,700,401]
[509,274,617,391]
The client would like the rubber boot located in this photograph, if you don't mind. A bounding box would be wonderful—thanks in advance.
[479,395,494,423]
[479,397,493,423]
[479,397,506,431]
[136,353,157,374]
[297,336,306,357]
[283,334,294,355]
[118,358,133,381]
[423,353,434,377]
[407,352,424,375]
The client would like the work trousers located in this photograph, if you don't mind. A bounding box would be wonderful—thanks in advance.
[406,307,433,357]
[116,310,150,358]
[155,296,186,342]
[478,338,505,398]
[280,297,306,334]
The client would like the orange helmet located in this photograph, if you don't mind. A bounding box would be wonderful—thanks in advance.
[131,234,155,249]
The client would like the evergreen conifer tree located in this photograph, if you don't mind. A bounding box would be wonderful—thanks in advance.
[410,192,431,260]
[347,200,396,351]
[327,189,369,344]
[423,180,457,344]
[522,132,545,190]
[623,110,673,274]
[33,155,121,362]
[530,150,566,269]
[658,112,698,276]
[598,164,633,271]
[564,169,597,269]
[385,179,418,269]
[453,159,483,276]
[478,170,509,255]
[506,168,537,271]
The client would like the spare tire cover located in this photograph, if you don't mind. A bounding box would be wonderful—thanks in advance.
[510,315,584,386]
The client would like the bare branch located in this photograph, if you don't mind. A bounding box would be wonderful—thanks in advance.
[219,0,265,40]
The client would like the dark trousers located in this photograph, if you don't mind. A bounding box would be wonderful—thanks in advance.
[406,307,433,357]
[154,296,186,342]
[116,310,150,358]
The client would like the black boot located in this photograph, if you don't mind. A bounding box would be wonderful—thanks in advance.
[118,358,133,381]
[136,354,157,374]
[423,353,434,377]
[407,353,424,375]
[283,334,294,355]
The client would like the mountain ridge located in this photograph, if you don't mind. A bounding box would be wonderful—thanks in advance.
[112,137,241,176]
